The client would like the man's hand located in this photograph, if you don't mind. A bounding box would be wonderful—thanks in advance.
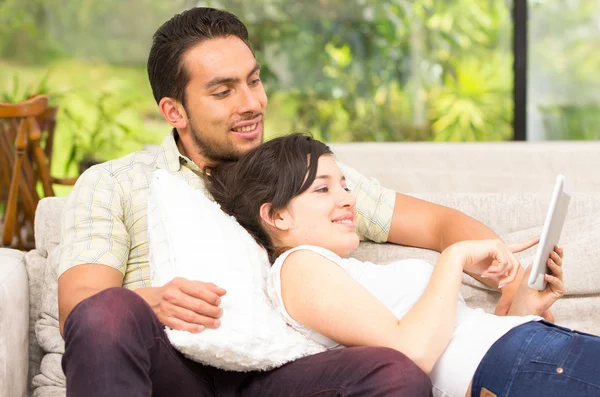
[136,277,226,333]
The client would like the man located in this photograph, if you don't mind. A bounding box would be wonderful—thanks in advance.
[57,7,536,397]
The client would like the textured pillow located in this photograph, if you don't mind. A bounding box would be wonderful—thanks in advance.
[147,169,326,371]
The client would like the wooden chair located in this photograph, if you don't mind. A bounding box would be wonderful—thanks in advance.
[37,106,58,172]
[0,95,77,249]
[35,104,78,186]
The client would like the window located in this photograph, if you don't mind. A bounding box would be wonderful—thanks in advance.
[528,0,600,140]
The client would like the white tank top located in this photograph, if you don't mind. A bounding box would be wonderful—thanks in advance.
[267,245,541,397]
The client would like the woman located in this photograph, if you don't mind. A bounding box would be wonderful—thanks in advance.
[205,133,599,397]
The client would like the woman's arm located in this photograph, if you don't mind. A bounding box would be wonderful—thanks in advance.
[280,238,538,373]
[281,245,464,373]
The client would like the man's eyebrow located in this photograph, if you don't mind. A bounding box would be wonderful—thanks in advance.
[204,63,261,90]
[248,63,261,78]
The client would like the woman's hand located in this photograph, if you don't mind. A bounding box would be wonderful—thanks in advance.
[453,237,540,288]
[508,245,565,318]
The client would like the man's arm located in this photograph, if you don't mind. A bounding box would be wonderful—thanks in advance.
[386,193,525,314]
[58,264,226,336]
[58,264,123,336]
[57,165,224,337]
[336,162,531,315]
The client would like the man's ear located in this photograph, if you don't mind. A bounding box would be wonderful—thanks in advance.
[260,203,290,231]
[158,97,188,129]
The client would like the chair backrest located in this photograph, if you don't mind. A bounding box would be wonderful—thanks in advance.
[0,95,53,249]
[37,106,59,172]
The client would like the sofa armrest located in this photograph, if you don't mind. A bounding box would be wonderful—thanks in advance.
[0,248,29,397]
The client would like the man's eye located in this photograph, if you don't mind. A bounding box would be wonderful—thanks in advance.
[250,78,261,86]
[213,90,230,98]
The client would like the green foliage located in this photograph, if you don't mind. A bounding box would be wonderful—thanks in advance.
[1,0,515,144]
[232,0,514,141]
[0,60,167,180]
[2,0,599,161]
[429,54,512,141]
[61,92,143,173]
[539,105,600,140]
[0,71,52,102]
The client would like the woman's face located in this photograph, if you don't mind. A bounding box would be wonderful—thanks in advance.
[275,155,360,257]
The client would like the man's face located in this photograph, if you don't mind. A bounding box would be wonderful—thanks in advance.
[181,36,268,163]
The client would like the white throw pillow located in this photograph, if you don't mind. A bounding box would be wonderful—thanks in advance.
[147,169,326,371]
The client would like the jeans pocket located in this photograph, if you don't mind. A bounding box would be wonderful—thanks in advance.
[530,328,574,365]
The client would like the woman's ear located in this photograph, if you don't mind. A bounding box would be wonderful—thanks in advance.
[260,203,291,231]
[158,97,188,129]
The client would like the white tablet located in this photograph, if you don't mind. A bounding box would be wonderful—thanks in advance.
[528,174,571,290]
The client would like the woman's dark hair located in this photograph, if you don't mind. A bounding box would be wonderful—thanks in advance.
[147,7,253,108]
[205,133,333,263]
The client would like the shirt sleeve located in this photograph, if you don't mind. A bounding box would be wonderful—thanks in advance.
[337,161,397,243]
[58,165,130,278]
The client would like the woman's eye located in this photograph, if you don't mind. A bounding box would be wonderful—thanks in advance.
[315,187,329,193]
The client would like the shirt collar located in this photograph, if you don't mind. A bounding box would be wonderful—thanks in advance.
[156,129,202,174]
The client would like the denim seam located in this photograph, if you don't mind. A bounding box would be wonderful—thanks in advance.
[514,370,600,389]
[502,327,545,397]
[529,329,574,366]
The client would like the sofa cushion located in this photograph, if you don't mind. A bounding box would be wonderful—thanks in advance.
[25,198,66,395]
[34,198,67,259]
[32,246,66,396]
[412,193,600,236]
[0,248,29,397]
[330,142,600,193]
[501,212,600,295]
[24,250,49,394]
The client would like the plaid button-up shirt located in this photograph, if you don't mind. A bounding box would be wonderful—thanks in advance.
[58,132,396,289]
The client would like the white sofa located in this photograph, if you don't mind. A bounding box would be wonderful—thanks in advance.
[2,141,600,397]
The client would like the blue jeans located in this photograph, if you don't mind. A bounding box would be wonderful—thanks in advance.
[471,320,600,397]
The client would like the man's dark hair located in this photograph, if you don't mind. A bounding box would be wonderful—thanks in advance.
[147,7,252,107]
[205,133,333,263]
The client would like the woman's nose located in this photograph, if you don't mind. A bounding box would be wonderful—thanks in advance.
[337,190,356,208]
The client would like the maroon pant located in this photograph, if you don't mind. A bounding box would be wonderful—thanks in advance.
[62,287,432,397]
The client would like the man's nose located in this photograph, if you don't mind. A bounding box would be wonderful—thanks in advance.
[238,85,262,114]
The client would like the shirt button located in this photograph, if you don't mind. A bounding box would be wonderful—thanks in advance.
[556,367,564,374]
